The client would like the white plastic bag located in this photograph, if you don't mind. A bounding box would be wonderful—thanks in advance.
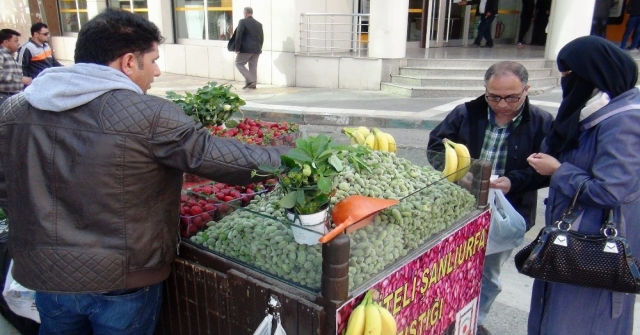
[2,260,40,322]
[485,188,526,255]
[252,314,287,335]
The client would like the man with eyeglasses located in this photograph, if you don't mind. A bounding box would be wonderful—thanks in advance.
[427,61,553,335]
[17,23,62,80]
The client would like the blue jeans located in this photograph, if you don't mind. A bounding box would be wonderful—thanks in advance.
[474,15,496,46]
[621,15,640,49]
[477,249,512,325]
[35,283,163,335]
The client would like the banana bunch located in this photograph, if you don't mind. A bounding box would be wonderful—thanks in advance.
[342,126,397,153]
[345,290,397,335]
[442,138,471,183]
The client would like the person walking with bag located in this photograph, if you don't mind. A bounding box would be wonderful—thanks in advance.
[233,7,263,89]
[620,0,640,50]
[527,36,640,335]
[428,61,553,335]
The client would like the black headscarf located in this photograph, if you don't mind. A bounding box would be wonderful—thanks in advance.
[545,36,638,156]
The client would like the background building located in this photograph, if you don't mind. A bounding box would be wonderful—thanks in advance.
[0,0,626,90]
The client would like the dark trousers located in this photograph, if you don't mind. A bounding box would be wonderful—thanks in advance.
[621,15,640,48]
[518,16,533,43]
[591,18,608,38]
[531,13,549,45]
[474,15,496,47]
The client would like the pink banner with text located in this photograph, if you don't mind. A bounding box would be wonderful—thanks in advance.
[337,210,490,335]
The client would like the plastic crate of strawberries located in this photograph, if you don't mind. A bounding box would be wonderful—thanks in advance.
[179,193,218,238]
[189,180,275,207]
[207,118,300,146]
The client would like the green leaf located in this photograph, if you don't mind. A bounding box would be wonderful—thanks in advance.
[317,176,332,193]
[328,154,343,172]
[295,188,306,206]
[285,148,314,163]
[278,191,297,209]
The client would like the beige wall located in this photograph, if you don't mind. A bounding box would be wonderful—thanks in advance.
[0,0,33,45]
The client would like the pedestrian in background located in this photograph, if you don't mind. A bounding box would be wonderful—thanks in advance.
[527,35,639,335]
[234,7,263,89]
[517,0,535,46]
[530,0,551,46]
[0,9,287,334]
[428,61,553,335]
[458,0,500,48]
[0,29,31,105]
[592,0,616,38]
[16,23,62,80]
[620,0,640,50]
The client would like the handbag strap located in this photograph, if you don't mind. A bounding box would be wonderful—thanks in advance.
[556,179,589,228]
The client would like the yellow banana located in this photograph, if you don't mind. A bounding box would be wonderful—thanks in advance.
[447,139,471,182]
[364,133,376,149]
[443,141,459,182]
[384,133,397,153]
[376,304,397,335]
[356,126,371,138]
[363,303,382,335]
[352,130,366,145]
[372,128,388,152]
[342,127,358,135]
[345,303,366,335]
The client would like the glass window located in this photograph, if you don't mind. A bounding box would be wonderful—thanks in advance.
[58,0,89,33]
[108,0,149,20]
[174,0,233,40]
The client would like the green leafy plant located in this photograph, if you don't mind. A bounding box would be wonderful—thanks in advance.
[256,134,371,215]
[166,82,246,126]
[0,208,5,221]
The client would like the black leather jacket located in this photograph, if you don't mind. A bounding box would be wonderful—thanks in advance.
[427,95,554,230]
[0,90,285,292]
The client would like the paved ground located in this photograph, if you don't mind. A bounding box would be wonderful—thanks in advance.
[2,64,638,334]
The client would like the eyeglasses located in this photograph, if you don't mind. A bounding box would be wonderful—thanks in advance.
[38,32,50,36]
[485,86,527,103]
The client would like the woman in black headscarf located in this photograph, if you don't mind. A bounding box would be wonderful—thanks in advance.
[526,36,640,334]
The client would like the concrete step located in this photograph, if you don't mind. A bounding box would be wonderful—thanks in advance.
[381,82,555,98]
[400,67,554,78]
[406,58,553,69]
[390,75,559,88]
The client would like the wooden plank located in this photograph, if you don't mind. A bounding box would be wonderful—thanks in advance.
[279,293,299,334]
[192,265,210,335]
[215,274,231,334]
[174,260,192,335]
[228,271,256,334]
[167,262,183,335]
[183,263,200,335]
[252,284,270,327]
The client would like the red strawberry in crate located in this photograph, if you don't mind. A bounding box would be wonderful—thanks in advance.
[189,206,203,216]
[203,204,216,212]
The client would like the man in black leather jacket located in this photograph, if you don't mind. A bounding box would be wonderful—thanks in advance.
[0,9,287,335]
[427,61,553,335]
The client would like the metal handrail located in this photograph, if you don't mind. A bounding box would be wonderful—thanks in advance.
[300,13,370,57]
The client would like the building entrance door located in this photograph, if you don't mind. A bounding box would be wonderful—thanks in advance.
[422,0,471,47]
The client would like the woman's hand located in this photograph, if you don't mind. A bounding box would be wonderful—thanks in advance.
[527,153,561,176]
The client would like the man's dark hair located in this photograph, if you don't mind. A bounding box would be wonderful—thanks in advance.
[30,23,48,35]
[74,9,164,65]
[0,29,20,43]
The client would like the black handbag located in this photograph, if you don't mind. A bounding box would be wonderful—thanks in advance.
[227,30,236,52]
[514,179,640,293]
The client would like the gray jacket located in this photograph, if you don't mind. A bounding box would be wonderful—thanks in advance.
[0,64,285,292]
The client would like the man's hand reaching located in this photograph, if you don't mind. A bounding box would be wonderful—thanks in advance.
[490,176,511,194]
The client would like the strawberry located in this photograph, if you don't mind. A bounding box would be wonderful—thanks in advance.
[189,206,203,216]
[203,204,216,211]
[223,195,234,202]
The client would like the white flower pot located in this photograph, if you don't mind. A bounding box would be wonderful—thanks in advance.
[287,209,329,245]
